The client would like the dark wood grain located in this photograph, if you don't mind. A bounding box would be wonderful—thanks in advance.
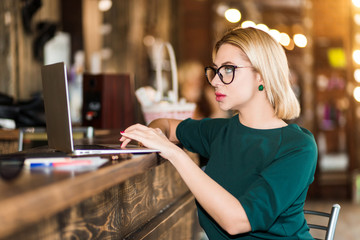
[0,148,201,240]
[0,154,156,238]
[124,192,200,240]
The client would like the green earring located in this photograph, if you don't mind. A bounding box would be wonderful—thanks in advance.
[258,85,264,91]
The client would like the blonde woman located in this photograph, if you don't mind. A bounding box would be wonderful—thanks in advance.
[120,27,317,240]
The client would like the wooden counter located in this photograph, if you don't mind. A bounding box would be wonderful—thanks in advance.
[0,134,202,240]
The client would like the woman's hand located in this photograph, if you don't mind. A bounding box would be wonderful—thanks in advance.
[119,123,181,159]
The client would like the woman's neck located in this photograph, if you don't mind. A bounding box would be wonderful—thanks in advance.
[236,101,287,130]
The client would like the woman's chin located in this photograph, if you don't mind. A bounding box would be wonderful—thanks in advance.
[218,103,230,112]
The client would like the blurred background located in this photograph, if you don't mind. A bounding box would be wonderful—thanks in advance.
[1,0,360,239]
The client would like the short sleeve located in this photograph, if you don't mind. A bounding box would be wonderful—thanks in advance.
[239,129,318,232]
[176,118,211,158]
[176,118,229,158]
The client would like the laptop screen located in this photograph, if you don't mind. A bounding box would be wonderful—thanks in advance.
[41,62,74,153]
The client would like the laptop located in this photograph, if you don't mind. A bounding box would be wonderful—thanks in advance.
[41,62,159,156]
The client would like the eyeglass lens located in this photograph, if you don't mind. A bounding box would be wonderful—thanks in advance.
[205,65,235,84]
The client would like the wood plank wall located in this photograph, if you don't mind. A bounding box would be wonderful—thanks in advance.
[0,0,20,99]
[1,0,178,100]
[98,0,176,89]
[0,0,60,101]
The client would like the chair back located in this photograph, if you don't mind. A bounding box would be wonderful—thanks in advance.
[304,203,341,240]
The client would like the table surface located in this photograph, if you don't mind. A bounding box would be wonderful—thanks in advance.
[0,130,166,239]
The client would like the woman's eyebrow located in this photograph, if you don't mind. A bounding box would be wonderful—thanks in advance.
[214,61,235,67]
[225,61,238,65]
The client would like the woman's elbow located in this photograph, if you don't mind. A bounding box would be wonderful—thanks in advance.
[222,219,251,236]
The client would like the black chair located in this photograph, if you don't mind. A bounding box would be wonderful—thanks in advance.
[304,204,341,240]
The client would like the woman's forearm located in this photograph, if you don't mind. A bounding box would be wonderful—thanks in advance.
[167,148,251,235]
[148,118,181,142]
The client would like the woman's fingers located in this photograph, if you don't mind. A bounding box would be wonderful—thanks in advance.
[120,125,168,150]
[120,124,155,147]
[120,137,132,148]
[121,129,154,145]
[123,123,149,133]
[119,124,181,160]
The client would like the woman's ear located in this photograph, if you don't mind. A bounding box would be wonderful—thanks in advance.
[256,73,265,92]
[256,73,264,84]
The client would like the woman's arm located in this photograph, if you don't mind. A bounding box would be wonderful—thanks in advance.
[119,123,251,235]
[167,148,251,235]
[147,118,182,143]
[120,118,181,148]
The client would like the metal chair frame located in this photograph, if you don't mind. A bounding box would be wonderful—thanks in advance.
[304,203,341,240]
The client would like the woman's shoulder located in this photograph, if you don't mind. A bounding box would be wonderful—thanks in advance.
[276,125,318,173]
[285,124,315,139]
[281,124,317,150]
[178,116,233,137]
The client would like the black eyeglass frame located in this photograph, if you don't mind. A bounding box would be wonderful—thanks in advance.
[204,65,253,85]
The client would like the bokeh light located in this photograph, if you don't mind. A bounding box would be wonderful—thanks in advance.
[98,0,112,11]
[354,86,360,102]
[355,69,360,82]
[269,29,281,42]
[225,8,241,23]
[279,32,291,47]
[255,23,269,32]
[353,0,360,8]
[293,34,308,48]
[241,20,256,28]
[353,50,360,64]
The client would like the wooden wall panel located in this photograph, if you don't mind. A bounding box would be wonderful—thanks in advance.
[177,0,213,66]
[0,0,19,98]
[18,0,60,100]
[96,0,177,89]
[2,0,178,101]
[0,0,60,100]
[82,0,102,72]
[312,0,350,39]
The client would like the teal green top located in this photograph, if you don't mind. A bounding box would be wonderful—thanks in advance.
[176,115,317,240]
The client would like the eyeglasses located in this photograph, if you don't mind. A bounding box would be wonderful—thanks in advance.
[205,65,252,85]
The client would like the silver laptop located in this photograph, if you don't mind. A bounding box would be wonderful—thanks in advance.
[41,62,159,156]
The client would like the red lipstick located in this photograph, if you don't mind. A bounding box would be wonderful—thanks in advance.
[215,92,226,101]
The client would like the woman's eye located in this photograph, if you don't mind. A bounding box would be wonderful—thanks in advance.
[224,66,233,74]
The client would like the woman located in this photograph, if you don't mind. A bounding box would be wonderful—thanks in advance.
[120,27,317,240]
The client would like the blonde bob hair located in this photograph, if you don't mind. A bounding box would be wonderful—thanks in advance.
[214,27,300,120]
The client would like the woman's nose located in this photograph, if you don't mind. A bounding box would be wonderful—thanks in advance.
[210,73,222,87]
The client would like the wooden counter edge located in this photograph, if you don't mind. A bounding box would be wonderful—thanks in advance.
[0,153,160,239]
